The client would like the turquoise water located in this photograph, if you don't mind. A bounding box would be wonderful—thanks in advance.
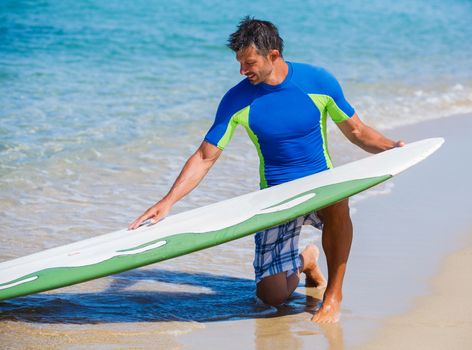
[1,0,471,172]
[0,0,471,347]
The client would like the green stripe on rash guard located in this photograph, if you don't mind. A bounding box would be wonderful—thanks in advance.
[308,94,351,123]
[327,96,351,123]
[216,113,239,150]
[320,112,333,169]
[308,94,334,169]
[237,107,268,189]
[217,105,252,150]
[214,105,267,188]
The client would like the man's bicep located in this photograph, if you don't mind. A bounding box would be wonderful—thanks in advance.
[336,113,363,141]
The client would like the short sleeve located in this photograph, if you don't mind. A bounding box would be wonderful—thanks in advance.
[204,92,239,150]
[204,80,255,150]
[321,69,355,123]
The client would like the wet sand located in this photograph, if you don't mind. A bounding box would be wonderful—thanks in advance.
[1,114,471,349]
[178,230,472,350]
[359,230,472,350]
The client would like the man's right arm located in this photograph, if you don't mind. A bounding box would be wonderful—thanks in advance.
[128,141,222,230]
[336,113,405,154]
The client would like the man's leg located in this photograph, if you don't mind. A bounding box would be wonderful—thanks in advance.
[312,198,352,323]
[256,244,325,306]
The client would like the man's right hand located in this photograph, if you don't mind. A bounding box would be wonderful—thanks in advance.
[128,141,222,231]
[128,200,172,230]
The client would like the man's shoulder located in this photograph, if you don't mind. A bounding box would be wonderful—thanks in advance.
[220,78,256,106]
[291,62,333,81]
[226,78,254,97]
[215,78,256,117]
[290,62,340,94]
[291,61,320,70]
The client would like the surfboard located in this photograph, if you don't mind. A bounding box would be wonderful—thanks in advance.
[0,138,444,301]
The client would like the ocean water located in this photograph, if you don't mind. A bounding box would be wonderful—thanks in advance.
[0,0,471,348]
[1,0,471,174]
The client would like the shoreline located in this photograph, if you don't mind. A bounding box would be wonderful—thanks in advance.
[1,113,471,349]
[355,112,472,349]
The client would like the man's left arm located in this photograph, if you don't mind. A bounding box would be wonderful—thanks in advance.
[337,113,405,154]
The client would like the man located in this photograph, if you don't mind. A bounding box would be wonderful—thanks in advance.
[129,17,404,323]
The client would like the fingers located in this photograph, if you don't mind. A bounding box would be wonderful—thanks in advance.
[128,203,170,230]
[128,213,149,230]
[150,217,161,225]
[396,140,406,147]
[128,208,155,230]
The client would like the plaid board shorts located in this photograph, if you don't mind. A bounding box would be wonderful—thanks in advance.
[253,212,324,284]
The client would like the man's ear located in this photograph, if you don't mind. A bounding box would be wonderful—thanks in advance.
[269,49,280,62]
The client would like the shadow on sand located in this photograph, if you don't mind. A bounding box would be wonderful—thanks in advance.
[0,269,322,324]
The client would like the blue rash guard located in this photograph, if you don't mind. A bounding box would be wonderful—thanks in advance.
[204,62,355,189]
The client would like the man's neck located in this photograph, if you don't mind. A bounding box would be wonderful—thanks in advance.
[264,59,288,86]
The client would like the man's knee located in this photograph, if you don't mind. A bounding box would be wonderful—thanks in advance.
[257,291,287,306]
[256,273,290,306]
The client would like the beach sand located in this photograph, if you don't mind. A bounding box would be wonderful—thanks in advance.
[179,230,472,350]
[359,231,472,350]
[354,114,472,349]
[1,114,471,349]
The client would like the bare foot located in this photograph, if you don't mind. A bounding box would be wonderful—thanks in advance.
[311,297,341,323]
[301,244,327,289]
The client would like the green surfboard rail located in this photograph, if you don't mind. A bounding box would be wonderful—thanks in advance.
[0,175,390,301]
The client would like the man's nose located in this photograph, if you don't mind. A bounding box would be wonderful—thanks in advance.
[240,64,248,75]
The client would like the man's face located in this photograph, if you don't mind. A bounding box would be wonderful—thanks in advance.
[236,45,275,85]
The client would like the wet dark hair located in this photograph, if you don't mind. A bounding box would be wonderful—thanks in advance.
[227,16,284,56]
